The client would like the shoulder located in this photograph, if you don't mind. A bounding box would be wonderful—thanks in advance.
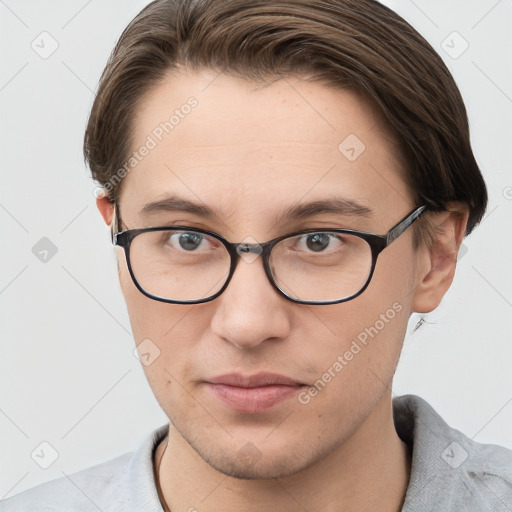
[394,395,512,511]
[0,424,168,512]
[0,453,131,512]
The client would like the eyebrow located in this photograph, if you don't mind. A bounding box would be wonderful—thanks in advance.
[278,198,373,222]
[141,196,217,218]
[140,195,373,222]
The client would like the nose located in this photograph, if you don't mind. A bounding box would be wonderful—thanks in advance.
[209,253,293,350]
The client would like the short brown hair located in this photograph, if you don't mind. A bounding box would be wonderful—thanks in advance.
[84,0,487,236]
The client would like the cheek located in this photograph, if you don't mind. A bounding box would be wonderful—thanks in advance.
[121,269,201,352]
[375,234,418,300]
[342,242,415,372]
[296,245,414,413]
[121,274,203,410]
[305,293,409,390]
[117,248,177,341]
[117,256,209,382]
[293,297,409,446]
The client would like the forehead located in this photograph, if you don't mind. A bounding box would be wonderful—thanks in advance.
[120,69,411,228]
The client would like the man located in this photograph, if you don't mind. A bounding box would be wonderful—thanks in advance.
[2,0,510,510]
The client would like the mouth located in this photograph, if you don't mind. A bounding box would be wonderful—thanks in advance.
[204,373,306,414]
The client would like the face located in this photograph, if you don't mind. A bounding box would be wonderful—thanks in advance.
[110,69,422,479]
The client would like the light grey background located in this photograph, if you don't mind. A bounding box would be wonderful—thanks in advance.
[1,0,511,498]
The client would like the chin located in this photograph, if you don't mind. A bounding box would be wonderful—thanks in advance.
[185,432,333,481]
[201,449,310,480]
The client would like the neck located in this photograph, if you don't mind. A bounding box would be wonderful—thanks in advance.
[155,393,411,512]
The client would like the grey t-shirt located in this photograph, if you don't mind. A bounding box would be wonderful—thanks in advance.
[1,395,511,511]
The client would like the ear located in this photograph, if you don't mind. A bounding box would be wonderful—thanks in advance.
[411,204,469,313]
[96,193,114,227]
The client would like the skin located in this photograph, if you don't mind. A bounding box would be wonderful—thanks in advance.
[97,69,468,512]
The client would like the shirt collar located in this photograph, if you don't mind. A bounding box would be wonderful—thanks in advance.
[126,395,512,511]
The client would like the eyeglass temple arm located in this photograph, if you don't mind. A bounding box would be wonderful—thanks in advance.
[110,202,119,244]
[386,205,426,246]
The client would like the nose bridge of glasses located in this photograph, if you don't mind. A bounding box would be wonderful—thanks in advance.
[220,240,277,300]
[235,242,264,256]
[226,236,286,291]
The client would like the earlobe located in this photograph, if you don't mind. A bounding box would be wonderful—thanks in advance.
[411,206,469,314]
[96,194,114,227]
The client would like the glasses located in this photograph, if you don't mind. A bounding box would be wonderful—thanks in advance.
[112,205,426,305]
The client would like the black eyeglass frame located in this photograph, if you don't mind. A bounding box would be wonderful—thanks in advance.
[112,205,426,306]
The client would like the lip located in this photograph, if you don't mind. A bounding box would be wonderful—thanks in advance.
[205,373,305,413]
[207,372,303,388]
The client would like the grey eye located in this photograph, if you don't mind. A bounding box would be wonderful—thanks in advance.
[305,233,332,252]
[169,232,206,251]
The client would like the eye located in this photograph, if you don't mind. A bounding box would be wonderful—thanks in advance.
[167,232,210,251]
[296,233,343,253]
